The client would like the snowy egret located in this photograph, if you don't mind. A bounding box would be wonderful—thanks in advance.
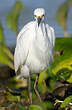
[14,8,55,103]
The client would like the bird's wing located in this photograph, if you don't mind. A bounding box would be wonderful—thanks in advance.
[14,22,34,73]
[17,21,34,42]
[46,24,55,48]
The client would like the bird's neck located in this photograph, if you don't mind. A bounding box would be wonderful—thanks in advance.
[35,21,46,39]
[34,21,48,50]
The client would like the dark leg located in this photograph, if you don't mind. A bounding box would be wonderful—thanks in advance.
[28,75,32,104]
[34,74,42,102]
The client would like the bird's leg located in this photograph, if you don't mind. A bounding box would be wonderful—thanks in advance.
[28,75,32,104]
[34,74,42,102]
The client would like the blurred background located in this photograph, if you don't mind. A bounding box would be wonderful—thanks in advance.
[0,0,72,47]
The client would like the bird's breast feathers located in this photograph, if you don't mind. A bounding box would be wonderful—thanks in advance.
[14,21,55,74]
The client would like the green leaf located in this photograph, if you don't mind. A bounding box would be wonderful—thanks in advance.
[0,44,10,65]
[56,2,68,30]
[0,23,14,69]
[56,68,72,81]
[60,96,72,108]
[40,101,54,110]
[0,23,5,45]
[29,105,43,110]
[6,1,24,34]
[3,47,14,61]
[56,0,72,36]
[52,57,72,75]
[0,44,14,69]
[67,0,72,7]
[8,76,28,89]
[6,92,20,102]
[51,37,72,82]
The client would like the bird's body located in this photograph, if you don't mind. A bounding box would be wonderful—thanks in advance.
[14,21,55,77]
[14,8,55,103]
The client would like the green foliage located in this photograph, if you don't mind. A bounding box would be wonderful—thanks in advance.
[0,45,13,69]
[54,37,72,61]
[52,57,72,75]
[0,23,14,69]
[40,101,54,110]
[8,76,28,89]
[56,0,72,35]
[56,68,72,81]
[51,37,72,82]
[37,37,72,94]
[6,92,20,102]
[0,23,5,45]
[29,102,54,110]
[6,1,24,34]
[56,2,68,30]
[38,37,72,93]
[0,1,24,69]
[38,70,48,93]
[60,96,72,108]
[67,0,72,7]
[29,105,43,110]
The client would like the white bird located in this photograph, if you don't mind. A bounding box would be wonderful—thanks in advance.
[14,8,55,103]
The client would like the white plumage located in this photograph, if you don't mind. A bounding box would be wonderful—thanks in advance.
[14,8,55,79]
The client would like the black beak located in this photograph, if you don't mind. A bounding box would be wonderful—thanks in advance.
[38,17,41,27]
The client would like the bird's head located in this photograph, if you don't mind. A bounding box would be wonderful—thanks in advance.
[34,8,45,27]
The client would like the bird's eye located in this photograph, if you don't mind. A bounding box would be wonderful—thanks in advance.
[34,15,38,18]
[41,14,45,18]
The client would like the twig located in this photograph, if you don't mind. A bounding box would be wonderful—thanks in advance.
[55,99,72,106]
